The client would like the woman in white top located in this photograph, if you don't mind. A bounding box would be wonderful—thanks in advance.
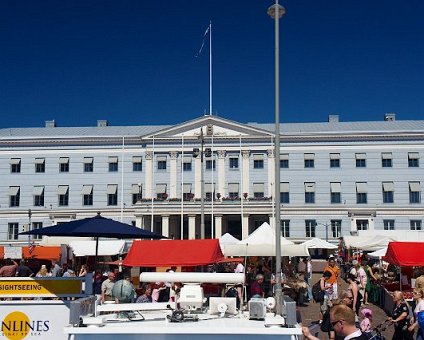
[408,288,424,340]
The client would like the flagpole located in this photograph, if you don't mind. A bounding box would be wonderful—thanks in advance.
[209,21,212,116]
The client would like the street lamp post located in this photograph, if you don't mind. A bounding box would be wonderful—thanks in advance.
[268,0,285,316]
[315,222,330,242]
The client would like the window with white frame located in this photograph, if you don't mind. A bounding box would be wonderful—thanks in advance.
[32,222,43,240]
[356,219,369,230]
[182,183,193,201]
[330,182,341,204]
[229,156,239,169]
[8,223,19,240]
[409,181,421,204]
[182,156,192,171]
[205,159,216,170]
[355,153,366,168]
[305,219,316,238]
[381,152,393,168]
[132,156,142,172]
[84,157,94,172]
[331,220,342,238]
[280,182,289,204]
[108,156,118,172]
[132,184,143,204]
[410,220,422,231]
[157,156,167,170]
[384,219,395,230]
[82,185,93,206]
[155,183,167,199]
[59,157,69,172]
[58,185,69,206]
[330,153,340,168]
[281,220,290,237]
[228,183,239,199]
[280,154,289,168]
[10,158,21,173]
[33,186,44,207]
[382,182,394,203]
[408,152,419,168]
[107,184,118,205]
[304,182,315,203]
[9,186,20,207]
[205,183,215,200]
[253,183,264,198]
[304,153,315,168]
[253,154,264,169]
[35,158,45,173]
[356,182,368,204]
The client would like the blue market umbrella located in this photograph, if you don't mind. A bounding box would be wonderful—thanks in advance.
[20,213,165,291]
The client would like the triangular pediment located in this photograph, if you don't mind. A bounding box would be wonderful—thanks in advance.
[146,115,272,139]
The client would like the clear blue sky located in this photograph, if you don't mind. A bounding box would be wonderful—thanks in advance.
[1,0,423,128]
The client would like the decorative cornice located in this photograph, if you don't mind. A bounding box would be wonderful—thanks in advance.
[217,150,226,159]
[267,149,275,158]
[169,151,179,159]
[242,150,250,159]
[145,151,153,160]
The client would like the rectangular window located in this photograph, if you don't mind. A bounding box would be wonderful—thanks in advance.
[281,220,290,237]
[408,152,419,168]
[205,183,215,200]
[32,222,43,240]
[205,159,216,170]
[33,186,45,207]
[304,153,315,168]
[382,182,394,203]
[8,223,19,240]
[182,183,193,201]
[253,154,264,169]
[157,156,167,170]
[155,183,167,199]
[107,184,118,205]
[182,156,192,171]
[229,157,239,169]
[330,182,341,204]
[132,184,143,204]
[132,156,142,172]
[304,182,315,204]
[381,152,393,168]
[305,219,316,238]
[409,181,421,203]
[58,185,69,206]
[83,157,93,172]
[330,153,340,168]
[280,154,289,168]
[10,158,21,173]
[280,182,290,204]
[253,183,264,198]
[35,158,45,173]
[331,220,342,238]
[355,153,366,168]
[356,219,369,231]
[59,157,69,172]
[383,219,395,230]
[356,182,368,204]
[108,156,118,172]
[410,220,422,231]
[228,183,239,199]
[9,186,20,207]
[82,185,93,206]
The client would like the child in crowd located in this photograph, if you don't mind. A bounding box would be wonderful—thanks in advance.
[360,308,373,337]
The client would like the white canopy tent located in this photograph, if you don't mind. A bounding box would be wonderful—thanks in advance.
[219,233,239,246]
[345,235,396,251]
[70,240,126,257]
[301,237,338,249]
[367,247,388,259]
[222,222,309,257]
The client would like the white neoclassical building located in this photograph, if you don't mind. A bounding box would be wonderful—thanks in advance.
[1,113,423,245]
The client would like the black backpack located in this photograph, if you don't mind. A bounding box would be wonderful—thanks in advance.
[312,280,324,303]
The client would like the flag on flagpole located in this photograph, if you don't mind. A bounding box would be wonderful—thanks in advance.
[29,241,35,254]
[195,25,210,57]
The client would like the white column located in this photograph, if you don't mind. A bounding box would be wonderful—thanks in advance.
[267,149,275,197]
[242,214,250,239]
[217,150,226,198]
[170,151,178,198]
[214,215,223,238]
[162,215,170,238]
[241,151,250,196]
[194,154,201,198]
[269,214,275,231]
[144,151,153,199]
[188,215,196,240]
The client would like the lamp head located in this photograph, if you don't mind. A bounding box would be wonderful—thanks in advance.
[267,4,285,19]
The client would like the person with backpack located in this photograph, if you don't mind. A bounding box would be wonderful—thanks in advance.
[408,288,424,340]
[313,270,333,324]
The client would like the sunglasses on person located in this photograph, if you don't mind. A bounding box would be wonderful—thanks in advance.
[331,319,345,327]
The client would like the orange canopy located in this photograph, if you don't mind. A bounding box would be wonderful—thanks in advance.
[0,246,4,259]
[123,239,225,267]
[383,242,424,266]
[22,246,61,261]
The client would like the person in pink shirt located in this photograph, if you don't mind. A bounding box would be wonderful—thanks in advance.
[360,308,373,337]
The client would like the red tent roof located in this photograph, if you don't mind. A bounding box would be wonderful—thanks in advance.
[383,242,424,266]
[123,239,225,267]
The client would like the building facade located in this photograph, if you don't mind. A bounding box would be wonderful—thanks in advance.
[1,114,423,245]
